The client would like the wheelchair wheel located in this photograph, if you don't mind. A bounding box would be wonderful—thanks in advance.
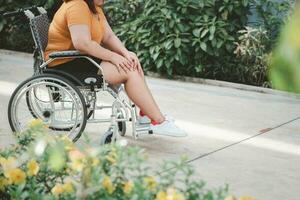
[8,74,87,142]
[100,128,115,145]
[117,111,126,137]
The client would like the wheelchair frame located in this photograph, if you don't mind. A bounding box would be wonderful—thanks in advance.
[6,6,152,143]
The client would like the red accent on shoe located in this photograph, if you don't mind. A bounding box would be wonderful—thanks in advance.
[139,110,145,117]
[151,120,160,125]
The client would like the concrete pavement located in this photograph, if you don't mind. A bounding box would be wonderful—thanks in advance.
[0,50,300,200]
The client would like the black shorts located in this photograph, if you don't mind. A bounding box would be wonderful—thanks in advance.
[49,57,102,80]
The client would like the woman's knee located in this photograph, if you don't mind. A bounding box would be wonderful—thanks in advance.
[100,61,128,84]
[126,69,142,80]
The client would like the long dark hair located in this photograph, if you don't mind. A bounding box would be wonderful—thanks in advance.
[63,0,98,14]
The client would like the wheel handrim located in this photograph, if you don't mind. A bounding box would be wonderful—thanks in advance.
[10,77,86,140]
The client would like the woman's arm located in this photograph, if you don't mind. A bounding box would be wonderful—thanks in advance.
[102,20,143,74]
[69,24,132,72]
[102,19,129,57]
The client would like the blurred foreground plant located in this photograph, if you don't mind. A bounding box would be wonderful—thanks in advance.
[270,2,300,93]
[0,120,229,199]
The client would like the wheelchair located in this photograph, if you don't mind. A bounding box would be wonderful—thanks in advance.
[4,6,153,144]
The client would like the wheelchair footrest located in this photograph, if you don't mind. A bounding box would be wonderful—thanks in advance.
[135,124,152,135]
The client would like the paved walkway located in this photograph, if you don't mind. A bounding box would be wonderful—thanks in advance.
[0,51,300,200]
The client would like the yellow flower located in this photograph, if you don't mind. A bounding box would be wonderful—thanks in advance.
[239,195,256,200]
[144,176,157,191]
[62,182,74,193]
[69,149,86,172]
[5,168,26,185]
[105,155,117,165]
[92,158,100,166]
[102,176,115,194]
[27,160,40,176]
[29,119,43,128]
[123,181,134,194]
[61,136,75,151]
[166,188,185,200]
[69,149,85,161]
[0,177,10,190]
[86,147,98,156]
[225,196,236,200]
[0,157,17,171]
[0,157,5,164]
[51,183,64,196]
[155,188,185,200]
[105,149,118,165]
[70,159,84,172]
[155,191,167,200]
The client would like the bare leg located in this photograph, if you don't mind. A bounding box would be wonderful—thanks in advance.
[99,61,164,123]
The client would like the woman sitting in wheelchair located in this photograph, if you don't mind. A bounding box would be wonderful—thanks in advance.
[44,0,186,137]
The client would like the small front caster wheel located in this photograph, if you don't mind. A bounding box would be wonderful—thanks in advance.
[117,112,126,137]
[100,129,116,145]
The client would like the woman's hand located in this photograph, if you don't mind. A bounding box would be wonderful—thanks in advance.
[123,51,143,74]
[110,53,133,73]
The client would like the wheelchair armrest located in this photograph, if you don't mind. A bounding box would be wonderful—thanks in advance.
[49,50,87,58]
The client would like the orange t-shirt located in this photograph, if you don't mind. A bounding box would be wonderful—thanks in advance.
[44,0,106,67]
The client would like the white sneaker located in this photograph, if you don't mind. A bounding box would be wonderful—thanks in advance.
[164,115,175,122]
[138,115,151,125]
[138,114,174,125]
[150,117,187,137]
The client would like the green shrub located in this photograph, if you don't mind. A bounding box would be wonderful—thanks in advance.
[0,0,58,52]
[110,0,250,78]
[234,26,271,87]
[232,0,295,87]
[0,120,229,199]
[252,0,295,41]
[0,0,295,87]
[105,0,294,85]
[105,0,144,27]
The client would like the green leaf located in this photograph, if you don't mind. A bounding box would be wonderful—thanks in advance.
[149,46,155,54]
[167,67,173,76]
[152,52,160,61]
[0,21,5,32]
[157,59,164,69]
[200,42,207,52]
[169,20,175,28]
[164,40,173,50]
[195,64,203,73]
[221,10,228,20]
[209,25,216,35]
[201,29,209,38]
[217,40,224,48]
[174,38,181,48]
[160,26,165,33]
[193,28,201,37]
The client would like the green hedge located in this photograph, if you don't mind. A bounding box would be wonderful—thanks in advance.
[105,0,293,86]
[0,0,293,86]
[0,0,59,52]
[107,0,250,80]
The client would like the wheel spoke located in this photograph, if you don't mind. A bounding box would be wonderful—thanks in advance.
[8,75,87,141]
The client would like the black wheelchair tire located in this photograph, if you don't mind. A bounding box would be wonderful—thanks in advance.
[8,74,88,142]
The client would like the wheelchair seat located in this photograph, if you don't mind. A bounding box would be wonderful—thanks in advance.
[43,68,103,88]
